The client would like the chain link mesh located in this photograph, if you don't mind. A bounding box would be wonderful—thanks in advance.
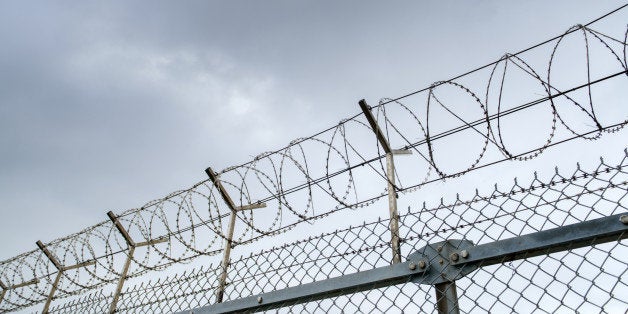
[44,150,628,313]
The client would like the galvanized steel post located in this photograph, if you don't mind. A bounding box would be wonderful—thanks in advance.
[359,99,410,264]
[206,167,266,303]
[36,240,95,314]
[107,211,168,313]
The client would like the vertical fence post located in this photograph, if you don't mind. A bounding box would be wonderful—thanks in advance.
[205,167,266,303]
[359,99,411,264]
[36,241,95,314]
[206,167,237,304]
[107,211,137,314]
[218,212,236,303]
[385,152,402,263]
[435,281,460,314]
[0,280,7,306]
[36,240,63,314]
[107,211,168,313]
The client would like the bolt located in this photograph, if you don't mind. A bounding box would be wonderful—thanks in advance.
[437,245,443,252]
[409,262,417,270]
[461,250,469,258]
[257,296,263,304]
[439,258,444,265]
[450,252,459,262]
[620,215,628,225]
[418,260,426,269]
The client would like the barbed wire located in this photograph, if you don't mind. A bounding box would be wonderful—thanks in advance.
[0,5,627,313]
[46,148,628,313]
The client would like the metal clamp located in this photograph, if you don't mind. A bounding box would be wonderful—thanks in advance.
[408,239,476,285]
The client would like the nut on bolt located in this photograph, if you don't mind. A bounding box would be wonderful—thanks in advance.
[450,252,459,262]
[461,250,469,258]
[257,296,263,304]
[620,215,628,225]
[408,262,417,270]
[418,260,426,269]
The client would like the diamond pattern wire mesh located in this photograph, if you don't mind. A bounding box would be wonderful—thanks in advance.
[47,264,221,314]
[47,150,628,313]
[47,291,111,314]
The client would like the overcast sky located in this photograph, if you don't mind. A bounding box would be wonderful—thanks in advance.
[0,1,626,262]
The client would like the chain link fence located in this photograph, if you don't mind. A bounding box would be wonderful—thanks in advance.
[45,149,628,313]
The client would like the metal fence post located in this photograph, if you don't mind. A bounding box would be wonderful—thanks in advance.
[385,152,402,263]
[36,240,63,314]
[359,99,411,264]
[0,280,6,306]
[205,167,266,303]
[107,211,168,313]
[36,241,95,314]
[435,281,460,314]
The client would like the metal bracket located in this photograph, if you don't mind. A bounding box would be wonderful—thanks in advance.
[106,211,169,314]
[205,166,268,303]
[408,239,476,285]
[36,241,95,313]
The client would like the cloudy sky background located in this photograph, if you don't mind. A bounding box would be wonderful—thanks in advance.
[1,0,626,265]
